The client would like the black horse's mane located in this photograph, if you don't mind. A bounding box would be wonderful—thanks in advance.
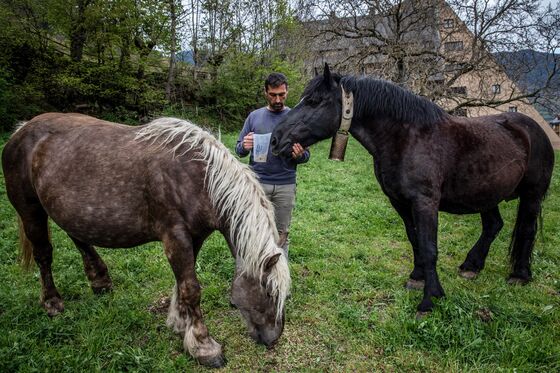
[339,75,449,127]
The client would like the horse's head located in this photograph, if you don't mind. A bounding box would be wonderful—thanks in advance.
[230,253,286,348]
[271,64,343,157]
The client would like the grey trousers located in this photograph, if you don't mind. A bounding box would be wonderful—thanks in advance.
[261,183,296,255]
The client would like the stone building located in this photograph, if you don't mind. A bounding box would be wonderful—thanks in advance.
[295,0,560,149]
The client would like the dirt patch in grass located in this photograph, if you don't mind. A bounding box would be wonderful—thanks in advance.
[148,294,170,314]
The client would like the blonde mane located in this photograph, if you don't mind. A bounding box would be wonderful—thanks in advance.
[134,117,290,319]
[13,121,28,133]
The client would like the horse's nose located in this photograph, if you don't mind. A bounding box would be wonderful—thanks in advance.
[257,331,279,349]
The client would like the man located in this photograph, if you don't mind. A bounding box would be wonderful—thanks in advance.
[235,72,310,256]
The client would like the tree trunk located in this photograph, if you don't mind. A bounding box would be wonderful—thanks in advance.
[70,0,91,62]
[166,0,177,101]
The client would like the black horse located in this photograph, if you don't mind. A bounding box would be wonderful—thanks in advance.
[271,65,554,315]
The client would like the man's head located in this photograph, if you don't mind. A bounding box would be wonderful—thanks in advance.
[265,73,288,112]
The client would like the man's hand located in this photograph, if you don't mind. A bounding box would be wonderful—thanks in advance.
[242,132,254,151]
[291,143,305,159]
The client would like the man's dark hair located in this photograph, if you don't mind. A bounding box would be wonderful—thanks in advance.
[265,72,288,91]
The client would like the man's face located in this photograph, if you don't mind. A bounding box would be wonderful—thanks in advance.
[266,84,288,112]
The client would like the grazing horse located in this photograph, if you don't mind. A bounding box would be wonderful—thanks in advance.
[271,65,553,316]
[2,113,290,367]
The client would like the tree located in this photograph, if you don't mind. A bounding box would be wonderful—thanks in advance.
[166,0,179,101]
[288,0,560,114]
[0,0,176,123]
[0,0,309,128]
[69,0,93,61]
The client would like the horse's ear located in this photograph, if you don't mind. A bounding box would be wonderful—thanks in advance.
[323,62,332,86]
[324,63,331,82]
[264,253,282,273]
[314,67,319,76]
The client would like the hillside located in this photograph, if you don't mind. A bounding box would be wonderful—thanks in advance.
[494,49,560,121]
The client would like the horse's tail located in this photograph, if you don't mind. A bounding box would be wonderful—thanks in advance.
[508,193,547,269]
[18,215,35,270]
[538,191,547,241]
[508,113,553,272]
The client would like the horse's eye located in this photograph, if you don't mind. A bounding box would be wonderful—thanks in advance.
[307,99,319,106]
[303,96,317,105]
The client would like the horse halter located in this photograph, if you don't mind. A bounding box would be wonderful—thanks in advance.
[328,85,354,161]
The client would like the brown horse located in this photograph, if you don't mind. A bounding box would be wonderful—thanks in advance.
[2,113,290,368]
[271,65,554,317]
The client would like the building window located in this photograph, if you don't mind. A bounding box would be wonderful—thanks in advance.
[444,41,464,52]
[508,106,518,112]
[443,18,455,29]
[492,84,501,94]
[450,86,467,95]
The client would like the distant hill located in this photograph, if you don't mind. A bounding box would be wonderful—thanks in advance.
[494,49,560,121]
[494,50,559,89]
[176,50,194,64]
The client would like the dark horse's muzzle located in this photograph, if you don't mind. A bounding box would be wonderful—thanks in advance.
[270,133,292,157]
[270,135,281,156]
[270,120,306,157]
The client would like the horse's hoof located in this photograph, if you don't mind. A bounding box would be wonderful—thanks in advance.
[415,311,431,320]
[197,354,227,368]
[92,283,113,294]
[405,279,425,290]
[507,276,530,285]
[459,270,479,280]
[43,297,65,316]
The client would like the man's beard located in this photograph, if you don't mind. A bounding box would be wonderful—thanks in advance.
[271,103,284,111]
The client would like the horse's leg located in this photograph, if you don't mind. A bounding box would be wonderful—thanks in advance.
[508,195,542,284]
[459,207,504,279]
[390,199,424,290]
[69,236,113,294]
[163,231,225,368]
[221,232,240,308]
[20,208,65,316]
[412,202,445,315]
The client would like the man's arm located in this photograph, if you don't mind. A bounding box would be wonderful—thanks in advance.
[292,143,310,164]
[235,118,252,157]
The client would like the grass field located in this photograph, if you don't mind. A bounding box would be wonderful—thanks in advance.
[0,132,559,372]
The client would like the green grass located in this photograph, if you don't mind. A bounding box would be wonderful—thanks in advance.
[1,133,559,372]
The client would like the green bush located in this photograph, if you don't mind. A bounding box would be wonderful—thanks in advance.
[45,62,166,120]
[0,67,13,128]
[0,65,46,131]
[189,52,306,132]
